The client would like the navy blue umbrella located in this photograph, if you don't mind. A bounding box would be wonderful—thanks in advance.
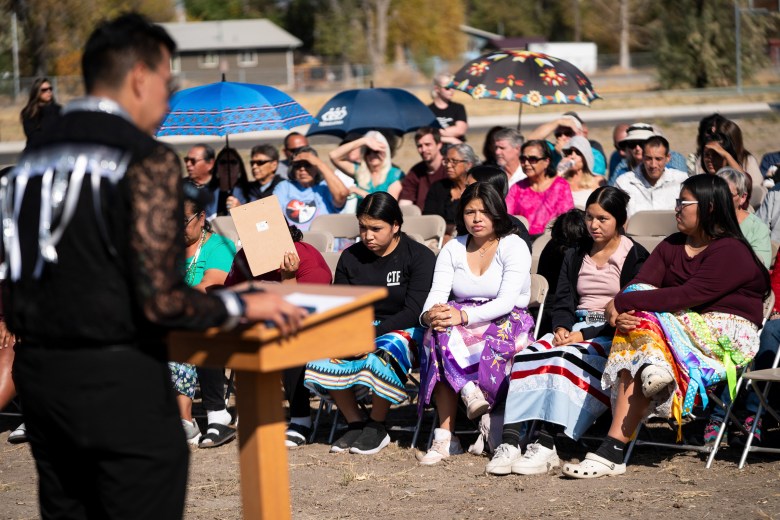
[157,81,314,137]
[306,87,438,138]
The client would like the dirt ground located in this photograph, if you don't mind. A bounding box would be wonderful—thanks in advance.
[2,399,780,520]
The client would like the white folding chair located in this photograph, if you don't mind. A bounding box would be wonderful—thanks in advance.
[403,215,447,251]
[630,235,665,254]
[625,210,678,237]
[530,233,552,275]
[302,230,334,253]
[401,204,422,217]
[309,214,360,244]
[405,232,426,245]
[737,349,780,468]
[211,215,240,247]
[751,185,768,211]
[529,274,549,340]
[320,251,341,279]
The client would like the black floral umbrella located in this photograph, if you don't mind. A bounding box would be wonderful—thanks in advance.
[451,50,601,131]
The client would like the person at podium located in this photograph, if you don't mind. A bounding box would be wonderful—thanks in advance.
[304,192,435,455]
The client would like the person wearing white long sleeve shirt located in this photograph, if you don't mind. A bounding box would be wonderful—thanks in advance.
[417,183,534,465]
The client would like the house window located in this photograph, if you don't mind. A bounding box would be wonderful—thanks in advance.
[237,51,257,67]
[170,56,181,73]
[199,53,219,69]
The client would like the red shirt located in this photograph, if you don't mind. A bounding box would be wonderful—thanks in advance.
[399,161,447,209]
[224,241,332,286]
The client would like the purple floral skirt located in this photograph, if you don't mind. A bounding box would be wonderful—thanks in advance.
[419,300,535,413]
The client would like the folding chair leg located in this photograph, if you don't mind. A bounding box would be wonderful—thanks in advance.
[411,409,424,449]
[738,391,763,469]
[425,412,439,451]
[623,424,641,465]
[327,408,340,445]
[310,400,327,444]
[705,379,743,468]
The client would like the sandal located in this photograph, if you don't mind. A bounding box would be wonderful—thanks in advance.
[198,423,236,448]
[561,452,626,479]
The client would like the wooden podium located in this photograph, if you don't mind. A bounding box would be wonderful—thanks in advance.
[168,284,387,519]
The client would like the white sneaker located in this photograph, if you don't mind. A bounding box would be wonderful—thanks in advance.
[461,386,490,420]
[485,443,522,475]
[640,364,674,398]
[511,441,560,475]
[417,430,464,465]
[182,419,201,446]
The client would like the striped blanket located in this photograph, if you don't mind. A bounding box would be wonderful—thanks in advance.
[504,333,611,441]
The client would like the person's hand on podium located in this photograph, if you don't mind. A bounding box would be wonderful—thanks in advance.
[242,292,309,337]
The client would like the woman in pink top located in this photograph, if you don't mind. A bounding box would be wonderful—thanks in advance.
[505,139,574,235]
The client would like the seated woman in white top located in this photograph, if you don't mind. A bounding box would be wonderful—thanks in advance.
[418,182,533,465]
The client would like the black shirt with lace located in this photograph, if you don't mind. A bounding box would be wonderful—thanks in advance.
[3,108,230,348]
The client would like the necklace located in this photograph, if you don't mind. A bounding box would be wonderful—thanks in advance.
[477,238,498,257]
[185,229,207,286]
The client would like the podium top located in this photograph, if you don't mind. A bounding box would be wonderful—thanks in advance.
[168,283,388,372]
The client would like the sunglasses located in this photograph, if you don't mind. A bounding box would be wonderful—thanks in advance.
[184,157,203,164]
[520,155,544,164]
[622,140,645,150]
[40,86,53,93]
[250,159,274,167]
[286,146,305,155]
[292,161,313,170]
[554,129,575,138]
[562,149,581,157]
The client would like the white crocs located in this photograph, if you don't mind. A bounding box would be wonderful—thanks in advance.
[640,364,674,398]
[561,452,626,479]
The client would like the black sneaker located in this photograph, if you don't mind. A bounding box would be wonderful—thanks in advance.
[330,424,364,453]
[285,423,311,448]
[349,421,390,455]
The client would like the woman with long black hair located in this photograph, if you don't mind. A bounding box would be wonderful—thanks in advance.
[563,175,769,479]
[20,78,61,149]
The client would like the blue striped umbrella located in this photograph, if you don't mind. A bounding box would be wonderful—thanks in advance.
[156,81,315,137]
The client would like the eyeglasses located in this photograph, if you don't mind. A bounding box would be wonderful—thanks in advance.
[250,159,274,167]
[184,157,204,164]
[520,155,544,164]
[437,85,453,90]
[40,86,53,93]
[184,213,200,226]
[443,157,469,165]
[675,199,699,209]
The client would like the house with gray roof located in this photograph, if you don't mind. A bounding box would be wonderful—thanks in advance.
[161,19,302,88]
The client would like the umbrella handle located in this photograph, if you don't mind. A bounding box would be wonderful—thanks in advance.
[517,104,523,134]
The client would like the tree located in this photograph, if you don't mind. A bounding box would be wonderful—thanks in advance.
[2,0,175,77]
[654,0,770,88]
[389,0,466,68]
[466,0,569,40]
